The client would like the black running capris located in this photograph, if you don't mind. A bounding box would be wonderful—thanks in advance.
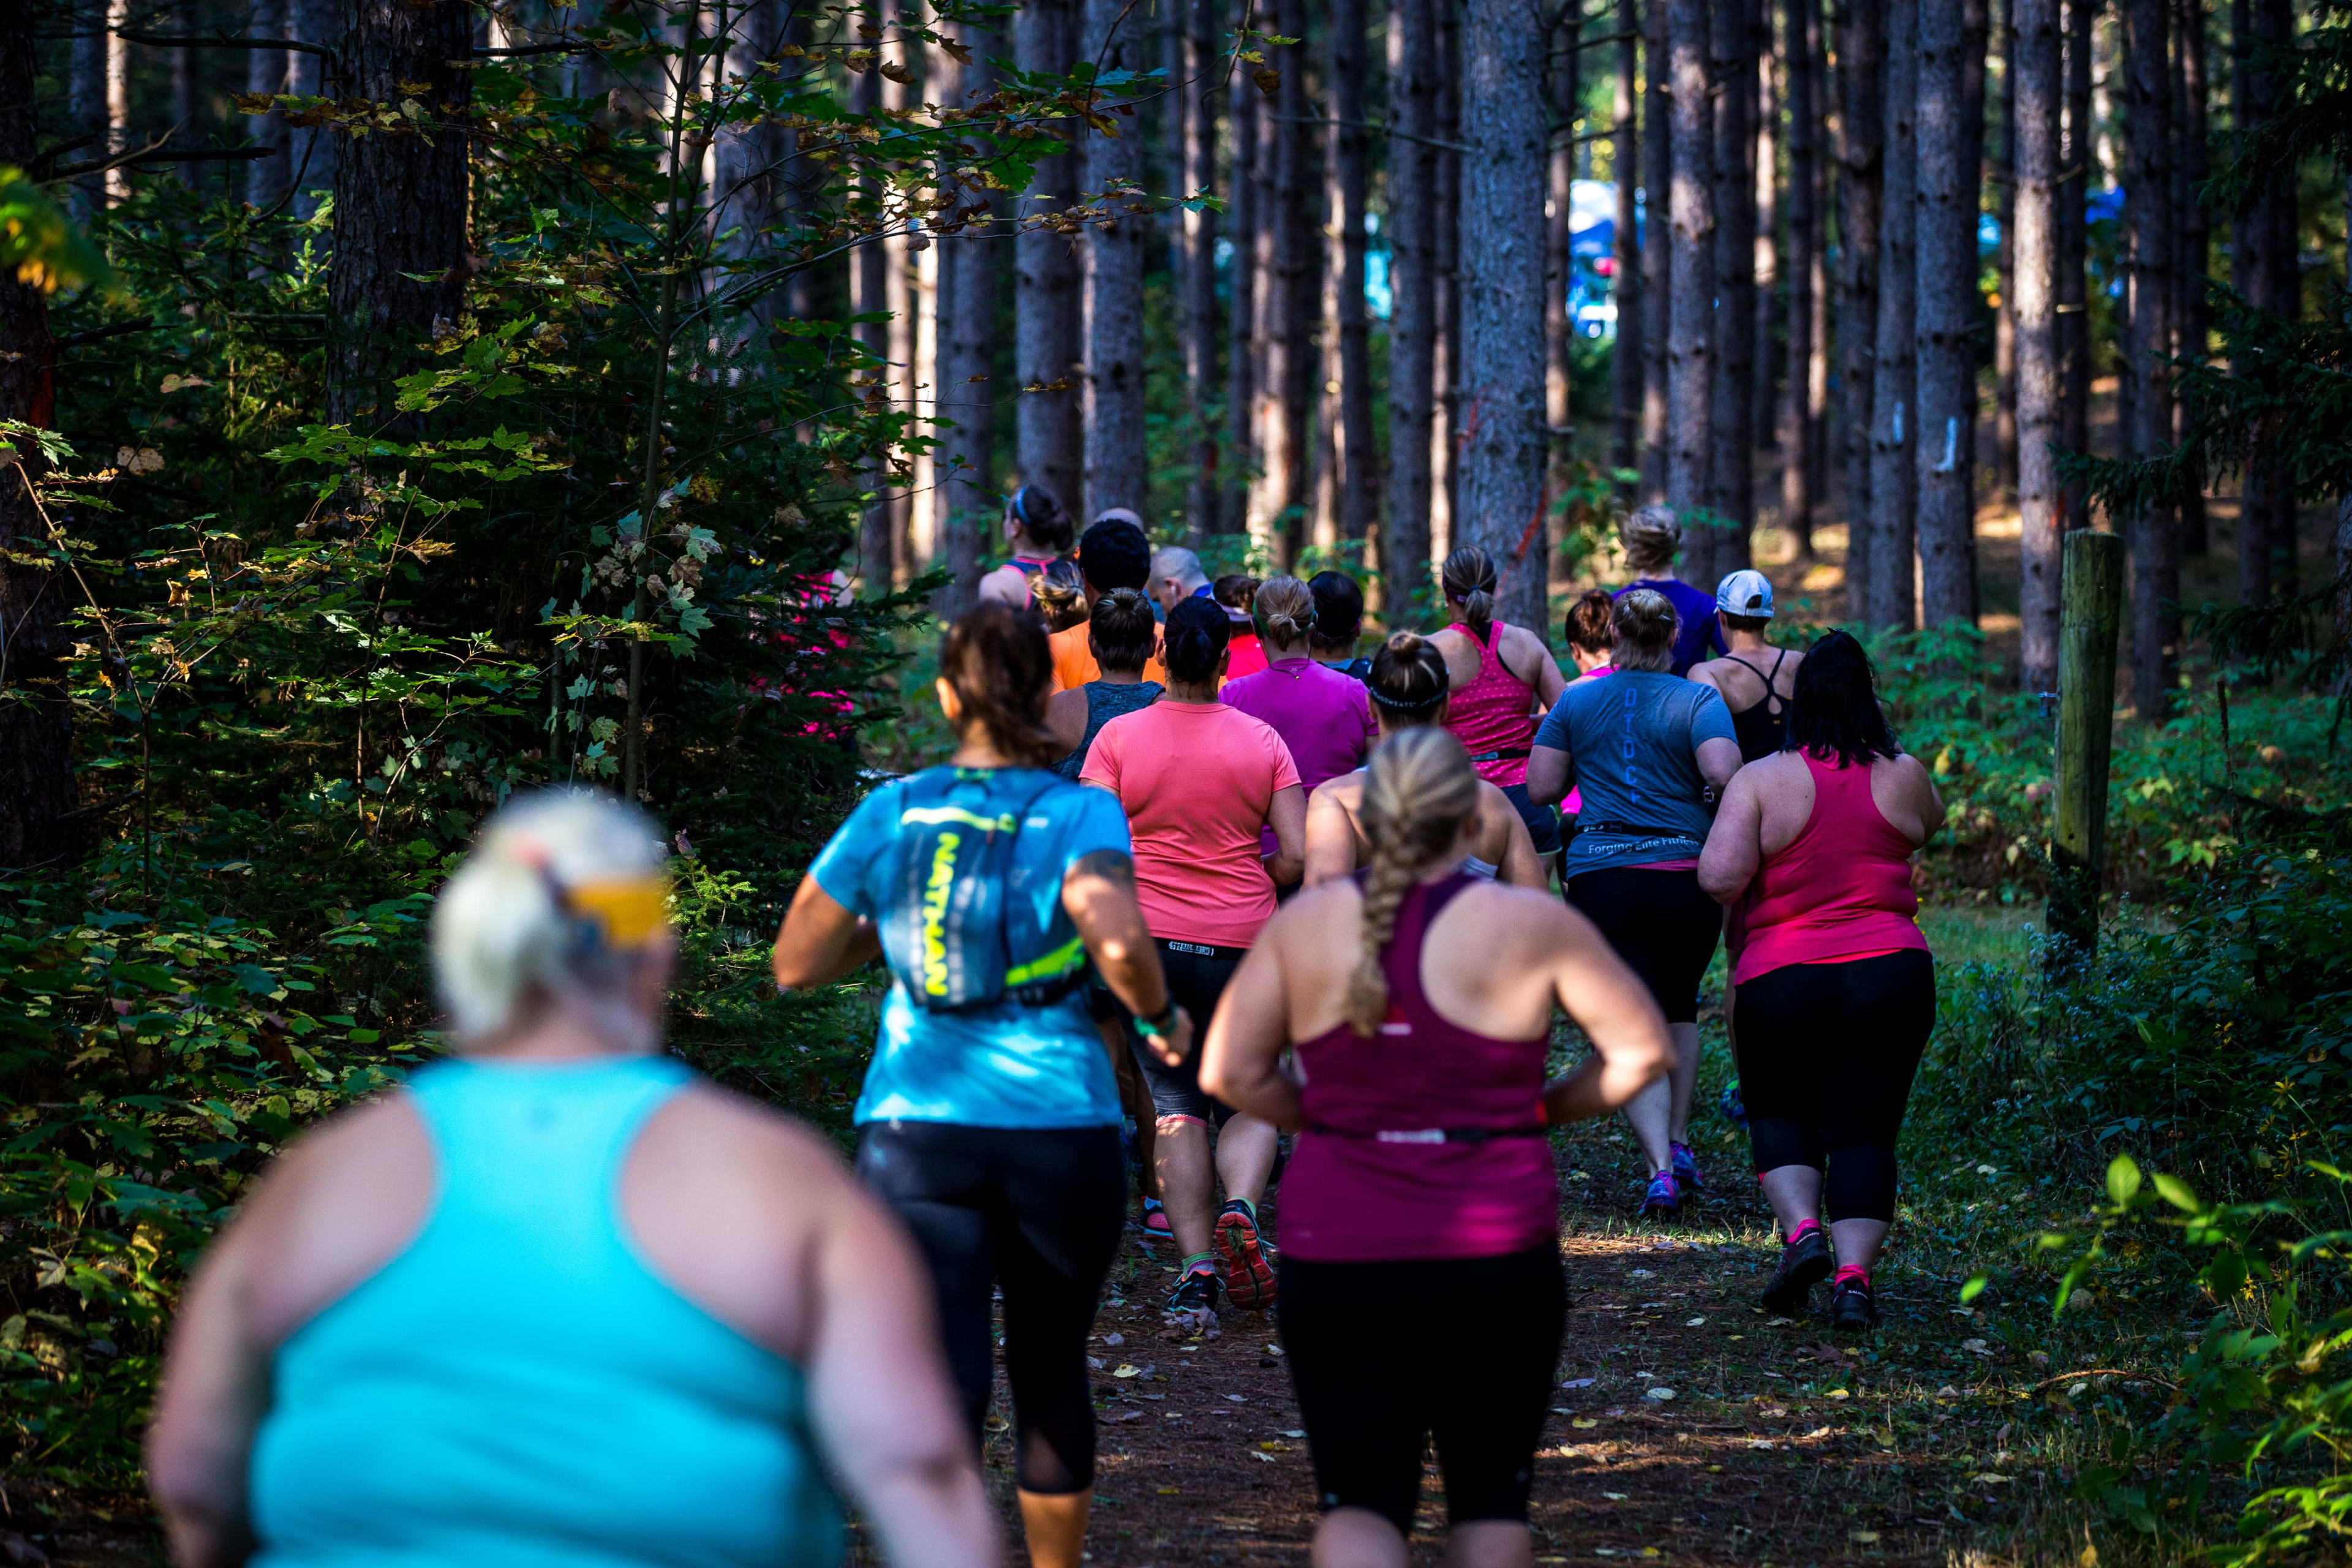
[1278,1247,1566,1533]
[855,1120,1126,1494]
[1732,948,1937,1223]
[1565,865,1722,1024]
[1123,940,1244,1127]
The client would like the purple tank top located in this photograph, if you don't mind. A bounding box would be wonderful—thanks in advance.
[1280,875,1559,1262]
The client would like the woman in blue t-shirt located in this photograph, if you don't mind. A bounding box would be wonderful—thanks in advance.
[1614,505,1728,676]
[773,602,1189,1568]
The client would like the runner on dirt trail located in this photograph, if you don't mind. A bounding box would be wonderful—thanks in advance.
[1046,517,1169,693]
[1525,589,1742,1221]
[1557,587,1617,829]
[1215,574,1272,681]
[1082,595,1305,1325]
[1698,630,1945,1332]
[1199,727,1673,1568]
[1303,631,1547,889]
[1221,577,1379,886]
[149,790,995,1568]
[1307,569,1373,680]
[1687,569,1804,765]
[1612,505,1727,676]
[978,486,1077,609]
[1430,545,1569,876]
[772,604,1190,1568]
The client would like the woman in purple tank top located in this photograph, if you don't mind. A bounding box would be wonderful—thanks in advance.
[1200,729,1672,1568]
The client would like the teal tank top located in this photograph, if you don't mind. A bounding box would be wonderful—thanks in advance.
[250,1057,843,1568]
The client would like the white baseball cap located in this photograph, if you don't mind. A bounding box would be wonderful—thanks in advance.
[1715,569,1775,619]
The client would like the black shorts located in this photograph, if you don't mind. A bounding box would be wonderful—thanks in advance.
[1123,939,1244,1127]
[1500,782,1564,858]
[1565,865,1721,1024]
[1279,1247,1566,1532]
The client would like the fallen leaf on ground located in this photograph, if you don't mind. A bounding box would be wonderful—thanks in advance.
[1574,1417,1600,1429]
[1686,1316,1706,1326]
[1561,1376,1596,1389]
[1112,1364,1141,1378]
[1643,1386,1676,1401]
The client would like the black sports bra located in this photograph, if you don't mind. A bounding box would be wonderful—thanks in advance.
[1725,649,1791,764]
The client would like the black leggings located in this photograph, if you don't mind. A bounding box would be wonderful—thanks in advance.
[1565,865,1722,1024]
[1123,941,1245,1126]
[1278,1248,1566,1533]
[1732,949,1937,1223]
[856,1120,1126,1494]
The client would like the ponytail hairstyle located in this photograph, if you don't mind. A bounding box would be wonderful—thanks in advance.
[1610,587,1680,673]
[1006,485,1075,556]
[1440,545,1499,641]
[1161,594,1232,685]
[1345,728,1480,1036]
[1366,631,1450,724]
[1031,558,1089,631]
[1086,586,1159,675]
[1254,575,1315,647]
[1784,629,1901,766]
[1213,573,1261,615]
[938,600,1061,765]
[1563,587,1615,657]
[1307,569,1365,655]
[1620,504,1682,576]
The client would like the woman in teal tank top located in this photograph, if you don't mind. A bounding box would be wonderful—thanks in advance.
[148,790,995,1568]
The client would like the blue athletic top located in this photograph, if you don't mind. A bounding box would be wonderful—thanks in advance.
[249,1057,843,1568]
[810,765,1131,1128]
[1615,578,1727,676]
[1536,669,1737,875]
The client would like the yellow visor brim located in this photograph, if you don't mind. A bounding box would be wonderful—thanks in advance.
[568,876,672,947]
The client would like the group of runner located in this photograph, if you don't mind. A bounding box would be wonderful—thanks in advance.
[147,490,1946,1568]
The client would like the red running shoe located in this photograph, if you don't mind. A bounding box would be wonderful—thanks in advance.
[1215,1199,1276,1310]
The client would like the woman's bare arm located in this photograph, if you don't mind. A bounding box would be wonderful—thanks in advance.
[1046,688,1090,756]
[1537,913,1675,1123]
[1302,779,1364,888]
[1264,783,1308,889]
[1492,794,1548,889]
[147,1224,268,1568]
[772,876,883,990]
[1695,736,1744,800]
[1698,769,1766,904]
[1197,936,1305,1130]
[1063,851,1190,1066]
[1525,744,1573,809]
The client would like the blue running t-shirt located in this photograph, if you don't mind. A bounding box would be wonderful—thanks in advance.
[810,766,1131,1129]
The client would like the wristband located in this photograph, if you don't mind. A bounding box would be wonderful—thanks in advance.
[1134,1000,1178,1038]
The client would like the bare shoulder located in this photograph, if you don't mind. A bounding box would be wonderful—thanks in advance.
[1449,878,1575,942]
[976,564,1027,604]
[236,1089,427,1228]
[639,1080,857,1193]
[1308,771,1366,811]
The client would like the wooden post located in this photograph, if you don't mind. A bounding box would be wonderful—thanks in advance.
[2049,530,2125,973]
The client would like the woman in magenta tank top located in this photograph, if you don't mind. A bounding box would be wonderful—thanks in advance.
[1430,546,1569,870]
[1698,632,1946,1333]
[1200,729,1672,1568]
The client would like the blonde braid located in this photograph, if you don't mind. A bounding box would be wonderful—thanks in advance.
[1344,728,1483,1036]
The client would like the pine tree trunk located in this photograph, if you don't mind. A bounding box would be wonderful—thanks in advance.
[101,0,130,202]
[1665,0,1716,538]
[1387,0,1439,609]
[1332,0,1374,546]
[328,0,475,427]
[1780,0,1816,556]
[1612,0,1645,489]
[852,32,894,586]
[245,0,290,210]
[1458,0,1551,629]
[935,17,997,616]
[1016,0,1084,510]
[883,36,918,582]
[1836,0,1883,594]
[1805,4,1832,518]
[1708,0,1758,582]
[2059,0,2092,532]
[69,7,105,216]
[2015,0,2064,693]
[1752,26,1780,451]
[1638,0,1672,502]
[2173,0,2208,556]
[2234,0,2295,602]
[1994,0,2020,499]
[1866,0,1920,626]
[0,0,78,870]
[1961,0,1991,526]
[1251,0,1310,565]
[1914,0,1981,629]
[1226,53,1260,538]
[1433,0,1464,554]
[1083,0,1148,521]
[2123,0,2175,718]
[174,0,201,189]
[1546,10,1580,494]
[1183,0,1221,537]
[287,0,337,217]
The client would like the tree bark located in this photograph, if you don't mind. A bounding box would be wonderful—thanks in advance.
[1709,0,1758,582]
[1082,0,1149,521]
[101,0,130,203]
[328,0,475,427]
[287,0,337,217]
[1016,0,1084,511]
[2059,0,2093,533]
[1225,40,1259,538]
[1433,0,1464,554]
[1914,0,1981,629]
[1780,0,1816,557]
[1865,0,1918,626]
[174,0,201,189]
[1387,0,1439,609]
[1458,0,1552,628]
[1251,0,1310,564]
[884,33,919,581]
[1332,0,1374,547]
[2015,0,2064,693]
[1836,0,1883,589]
[934,17,998,616]
[1752,21,1780,450]
[1994,0,2020,498]
[1611,0,1645,489]
[1547,6,1581,494]
[2173,0,2208,556]
[0,0,78,872]
[1805,1,1831,515]
[850,25,894,586]
[244,0,290,211]
[2123,0,2175,718]
[2233,0,2294,603]
[1183,0,1221,537]
[69,5,105,216]
[1665,0,1716,538]
[1962,0,1992,513]
[1638,0,1672,502]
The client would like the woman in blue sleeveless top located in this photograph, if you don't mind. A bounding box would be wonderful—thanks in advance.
[774,602,1191,1568]
[147,790,993,1568]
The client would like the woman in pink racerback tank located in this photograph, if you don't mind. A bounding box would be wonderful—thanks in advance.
[1698,631,1947,1334]
[1200,728,1671,1568]
[1430,546,1568,873]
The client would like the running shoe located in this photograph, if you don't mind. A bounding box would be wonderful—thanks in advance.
[1759,1226,1834,1316]
[1638,1170,1681,1220]
[1830,1273,1880,1333]
[1140,1197,1172,1240]
[1214,1199,1277,1310]
[1718,1080,1749,1128]
[1670,1140,1706,1193]
[1163,1264,1222,1328]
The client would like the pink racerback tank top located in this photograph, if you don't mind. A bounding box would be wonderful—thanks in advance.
[1442,620,1539,788]
[1732,751,1928,986]
[1280,875,1558,1262]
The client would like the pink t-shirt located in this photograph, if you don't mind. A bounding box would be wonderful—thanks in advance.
[1082,701,1302,948]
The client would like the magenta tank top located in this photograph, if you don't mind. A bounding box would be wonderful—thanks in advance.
[1442,621,1539,788]
[1733,752,1929,986]
[1281,875,1558,1262]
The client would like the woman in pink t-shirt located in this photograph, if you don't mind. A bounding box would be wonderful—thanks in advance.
[1083,596,1305,1325]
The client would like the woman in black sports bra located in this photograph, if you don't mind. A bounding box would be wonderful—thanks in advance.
[1689,569,1804,765]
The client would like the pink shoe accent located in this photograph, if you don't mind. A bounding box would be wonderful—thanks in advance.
[1787,1219,1822,1245]
[1833,1264,1871,1287]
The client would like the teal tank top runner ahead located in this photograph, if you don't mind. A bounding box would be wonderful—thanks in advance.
[249,1057,843,1568]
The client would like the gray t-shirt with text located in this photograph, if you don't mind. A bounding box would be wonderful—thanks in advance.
[1533,670,1736,875]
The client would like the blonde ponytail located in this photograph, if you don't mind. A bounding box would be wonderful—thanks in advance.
[1255,575,1314,646]
[1344,728,1482,1036]
[1441,546,1499,641]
